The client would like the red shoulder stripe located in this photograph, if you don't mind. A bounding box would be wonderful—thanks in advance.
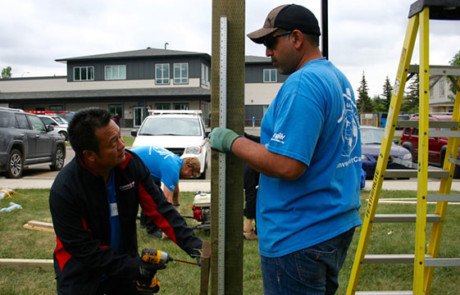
[138,183,177,243]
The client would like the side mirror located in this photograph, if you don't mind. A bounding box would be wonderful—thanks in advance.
[131,129,138,137]
[46,125,55,132]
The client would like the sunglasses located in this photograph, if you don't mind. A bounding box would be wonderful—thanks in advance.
[263,31,292,49]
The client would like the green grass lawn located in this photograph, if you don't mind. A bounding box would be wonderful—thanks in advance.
[1,189,459,294]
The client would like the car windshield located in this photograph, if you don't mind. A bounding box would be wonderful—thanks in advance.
[138,116,202,136]
[52,116,68,125]
[361,127,384,145]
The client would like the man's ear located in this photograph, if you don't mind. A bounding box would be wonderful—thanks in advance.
[291,30,304,49]
[82,150,97,162]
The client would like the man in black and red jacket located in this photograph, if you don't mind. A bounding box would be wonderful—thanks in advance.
[49,108,202,294]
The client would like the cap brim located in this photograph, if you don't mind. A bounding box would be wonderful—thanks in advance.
[247,27,278,44]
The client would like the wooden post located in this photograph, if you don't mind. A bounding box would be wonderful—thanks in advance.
[199,241,212,295]
[210,0,245,294]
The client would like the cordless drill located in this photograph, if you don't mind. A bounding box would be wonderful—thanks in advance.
[137,249,173,293]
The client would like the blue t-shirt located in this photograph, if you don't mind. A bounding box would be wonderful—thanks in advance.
[131,146,183,191]
[106,171,121,253]
[258,58,362,257]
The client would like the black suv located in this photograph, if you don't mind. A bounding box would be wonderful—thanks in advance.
[0,107,66,178]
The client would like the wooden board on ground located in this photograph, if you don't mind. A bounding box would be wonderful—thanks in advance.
[0,258,53,268]
[23,220,54,233]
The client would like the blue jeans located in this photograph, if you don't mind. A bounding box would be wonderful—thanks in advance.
[261,227,356,295]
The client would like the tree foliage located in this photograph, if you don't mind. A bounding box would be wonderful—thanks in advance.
[356,72,373,114]
[448,49,460,99]
[373,76,393,113]
[1,66,12,79]
[402,73,419,113]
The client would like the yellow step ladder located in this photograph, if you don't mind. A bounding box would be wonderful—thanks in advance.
[346,1,460,294]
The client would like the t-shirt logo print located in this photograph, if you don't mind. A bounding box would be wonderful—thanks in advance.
[338,88,359,157]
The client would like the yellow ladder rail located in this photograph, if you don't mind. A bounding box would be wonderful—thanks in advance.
[346,1,460,294]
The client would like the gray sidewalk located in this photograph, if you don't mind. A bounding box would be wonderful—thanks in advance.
[1,177,460,191]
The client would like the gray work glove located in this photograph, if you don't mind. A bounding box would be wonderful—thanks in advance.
[208,127,240,153]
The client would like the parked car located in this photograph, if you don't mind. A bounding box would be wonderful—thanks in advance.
[0,107,66,178]
[37,114,69,140]
[361,126,413,179]
[400,114,460,178]
[131,110,209,178]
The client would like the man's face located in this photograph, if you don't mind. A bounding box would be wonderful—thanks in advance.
[92,120,126,171]
[264,30,299,75]
[180,162,201,179]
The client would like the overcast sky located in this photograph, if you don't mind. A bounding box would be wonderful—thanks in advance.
[0,0,459,96]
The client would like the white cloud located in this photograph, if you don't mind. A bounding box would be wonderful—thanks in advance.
[0,0,458,96]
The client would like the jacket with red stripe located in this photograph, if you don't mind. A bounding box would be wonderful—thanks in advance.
[49,150,202,293]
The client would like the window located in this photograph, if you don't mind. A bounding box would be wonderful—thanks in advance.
[108,104,123,119]
[29,115,46,132]
[155,64,170,85]
[73,66,94,81]
[15,114,29,129]
[105,65,126,80]
[201,64,209,86]
[174,63,189,84]
[174,103,189,110]
[49,105,64,111]
[263,69,277,83]
[155,103,171,110]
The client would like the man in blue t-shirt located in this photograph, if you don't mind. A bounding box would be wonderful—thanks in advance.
[131,145,201,237]
[209,4,362,294]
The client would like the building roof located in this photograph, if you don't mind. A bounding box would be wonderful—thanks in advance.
[56,48,211,63]
[0,87,210,101]
[245,55,272,64]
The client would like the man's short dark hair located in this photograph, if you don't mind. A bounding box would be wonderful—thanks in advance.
[68,108,112,157]
[305,33,319,47]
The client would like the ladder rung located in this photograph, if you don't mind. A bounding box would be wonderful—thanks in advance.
[385,169,449,179]
[428,194,460,202]
[409,65,460,75]
[430,130,460,138]
[356,291,413,295]
[364,254,414,264]
[374,214,440,223]
[396,120,459,128]
[425,258,460,267]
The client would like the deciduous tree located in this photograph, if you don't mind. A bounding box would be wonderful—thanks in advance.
[1,66,12,79]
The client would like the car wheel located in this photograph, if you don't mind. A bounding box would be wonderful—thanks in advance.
[6,149,23,178]
[50,145,65,171]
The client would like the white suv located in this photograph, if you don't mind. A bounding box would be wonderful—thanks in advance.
[131,110,209,178]
[37,114,69,141]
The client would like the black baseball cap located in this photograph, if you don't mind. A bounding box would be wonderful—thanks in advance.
[247,4,321,44]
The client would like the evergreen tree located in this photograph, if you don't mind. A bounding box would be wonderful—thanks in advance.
[402,73,419,113]
[373,77,393,113]
[382,76,393,111]
[356,72,373,114]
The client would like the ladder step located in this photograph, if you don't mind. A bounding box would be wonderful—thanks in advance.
[425,258,460,267]
[427,193,460,202]
[364,254,414,264]
[385,169,449,179]
[356,291,413,295]
[430,130,460,138]
[397,120,459,128]
[364,255,460,267]
[449,158,460,166]
[374,213,440,223]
